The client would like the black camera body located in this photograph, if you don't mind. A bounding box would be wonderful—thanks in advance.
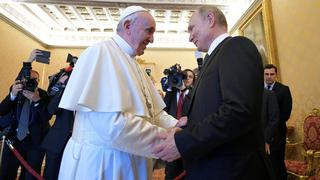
[20,62,38,92]
[22,79,38,92]
[66,53,78,66]
[47,68,72,97]
[161,64,187,92]
[35,49,51,64]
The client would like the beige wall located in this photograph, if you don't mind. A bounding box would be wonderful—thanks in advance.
[0,17,47,98]
[271,0,320,141]
[0,17,197,100]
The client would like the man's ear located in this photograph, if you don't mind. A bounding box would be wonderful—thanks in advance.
[207,12,215,28]
[123,20,131,34]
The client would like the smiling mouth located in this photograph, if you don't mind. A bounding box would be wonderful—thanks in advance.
[193,40,198,46]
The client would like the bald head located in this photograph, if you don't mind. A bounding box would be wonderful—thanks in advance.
[188,5,228,52]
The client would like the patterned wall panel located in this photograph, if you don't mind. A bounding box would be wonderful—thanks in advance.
[271,0,320,141]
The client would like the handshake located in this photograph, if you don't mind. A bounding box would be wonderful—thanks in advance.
[151,116,188,162]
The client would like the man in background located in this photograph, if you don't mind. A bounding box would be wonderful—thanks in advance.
[163,68,195,179]
[264,64,292,180]
[153,5,273,179]
[0,49,51,180]
[57,6,178,180]
[41,62,75,180]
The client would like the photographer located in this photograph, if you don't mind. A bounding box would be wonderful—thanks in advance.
[162,68,195,180]
[41,56,76,180]
[0,49,51,180]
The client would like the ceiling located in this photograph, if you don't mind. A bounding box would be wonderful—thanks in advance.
[0,0,254,48]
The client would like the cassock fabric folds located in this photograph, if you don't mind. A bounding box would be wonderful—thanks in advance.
[58,35,177,180]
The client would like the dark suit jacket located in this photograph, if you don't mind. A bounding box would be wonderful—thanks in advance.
[261,89,279,144]
[0,88,51,145]
[270,81,292,151]
[42,88,74,154]
[174,36,273,179]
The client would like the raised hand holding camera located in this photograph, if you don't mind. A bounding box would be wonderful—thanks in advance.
[11,80,23,97]
[22,88,40,102]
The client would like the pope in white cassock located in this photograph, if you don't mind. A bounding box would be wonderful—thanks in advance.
[58,6,178,180]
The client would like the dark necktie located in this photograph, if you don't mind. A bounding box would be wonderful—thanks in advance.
[203,53,210,64]
[267,85,272,90]
[17,100,30,141]
[176,91,185,120]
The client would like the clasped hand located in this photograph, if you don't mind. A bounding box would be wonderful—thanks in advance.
[152,127,182,162]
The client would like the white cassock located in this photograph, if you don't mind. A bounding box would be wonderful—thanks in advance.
[58,34,177,180]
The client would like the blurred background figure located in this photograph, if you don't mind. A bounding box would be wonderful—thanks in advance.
[0,49,51,180]
[41,54,77,180]
[264,64,292,180]
[162,68,195,180]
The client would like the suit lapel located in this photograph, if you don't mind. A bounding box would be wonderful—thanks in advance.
[187,37,231,113]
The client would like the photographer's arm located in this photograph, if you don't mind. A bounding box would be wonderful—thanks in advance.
[25,49,43,63]
[47,75,69,115]
[47,91,64,115]
[0,95,16,116]
[0,80,24,115]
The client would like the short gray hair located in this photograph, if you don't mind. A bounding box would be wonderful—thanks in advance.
[116,13,140,33]
[198,5,228,29]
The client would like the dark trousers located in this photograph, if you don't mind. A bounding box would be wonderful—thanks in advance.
[0,137,45,180]
[270,149,287,180]
[165,158,184,180]
[43,150,63,180]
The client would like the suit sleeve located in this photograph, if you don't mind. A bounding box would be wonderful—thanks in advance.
[280,86,292,122]
[0,94,15,116]
[47,90,64,115]
[175,37,264,158]
[264,90,280,143]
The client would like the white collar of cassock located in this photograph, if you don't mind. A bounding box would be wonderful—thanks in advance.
[113,34,135,58]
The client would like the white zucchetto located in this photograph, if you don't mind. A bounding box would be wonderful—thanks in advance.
[119,6,147,21]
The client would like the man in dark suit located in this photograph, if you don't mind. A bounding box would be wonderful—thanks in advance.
[153,5,273,179]
[264,64,292,180]
[0,50,51,180]
[41,66,75,180]
[261,89,279,156]
[163,69,195,180]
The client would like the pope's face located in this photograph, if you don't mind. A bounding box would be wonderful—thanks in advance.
[130,12,155,56]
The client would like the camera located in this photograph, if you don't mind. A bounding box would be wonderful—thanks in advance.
[20,62,38,92]
[66,53,78,65]
[161,64,187,92]
[35,49,51,64]
[47,53,76,96]
[48,69,72,97]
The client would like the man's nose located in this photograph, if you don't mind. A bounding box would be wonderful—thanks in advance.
[149,34,154,43]
[189,34,193,42]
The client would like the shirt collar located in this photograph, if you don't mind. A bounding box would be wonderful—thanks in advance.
[207,33,229,56]
[264,82,275,89]
[112,34,135,58]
